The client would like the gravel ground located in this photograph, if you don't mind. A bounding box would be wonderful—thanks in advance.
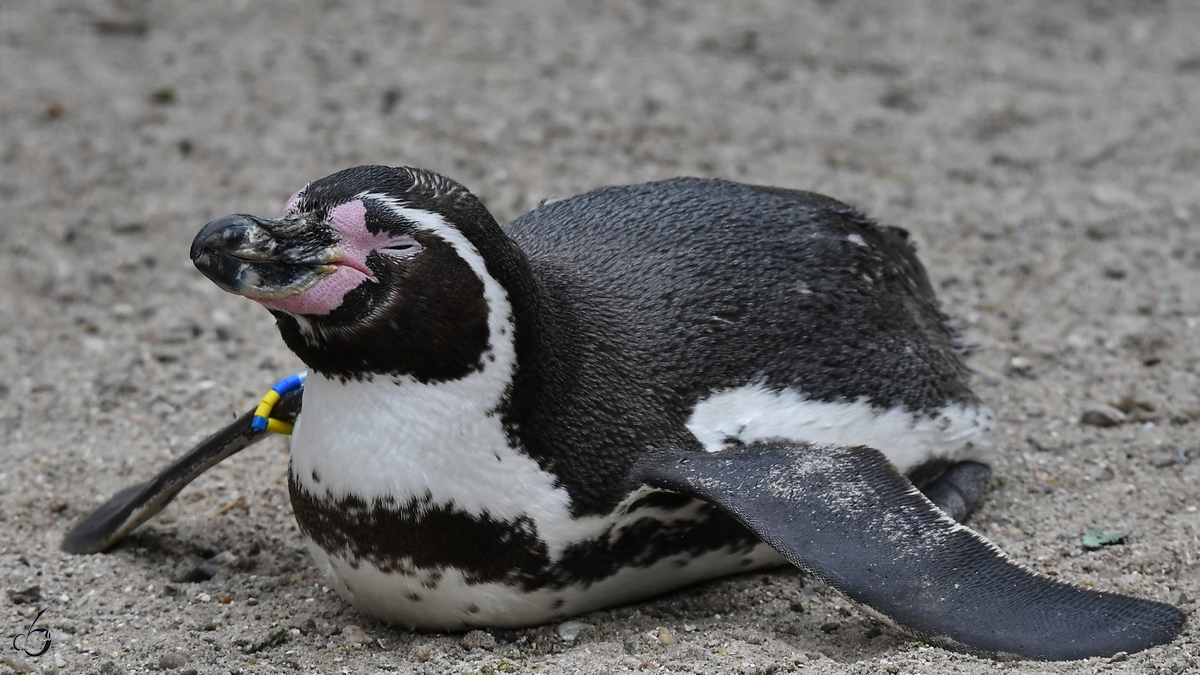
[2,1,1198,673]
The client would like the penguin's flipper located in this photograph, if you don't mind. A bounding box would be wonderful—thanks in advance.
[634,441,1184,661]
[61,387,303,554]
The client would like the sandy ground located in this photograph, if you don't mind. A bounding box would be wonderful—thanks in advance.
[1,1,1198,673]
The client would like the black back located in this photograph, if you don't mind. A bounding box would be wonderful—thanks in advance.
[499,178,976,514]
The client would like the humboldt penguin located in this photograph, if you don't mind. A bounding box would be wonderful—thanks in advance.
[65,165,1183,661]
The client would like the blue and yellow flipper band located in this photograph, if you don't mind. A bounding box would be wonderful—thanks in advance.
[252,372,307,435]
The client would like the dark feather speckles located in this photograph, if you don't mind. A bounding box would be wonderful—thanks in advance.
[311,469,320,484]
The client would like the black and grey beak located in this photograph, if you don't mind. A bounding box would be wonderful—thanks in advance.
[191,213,340,300]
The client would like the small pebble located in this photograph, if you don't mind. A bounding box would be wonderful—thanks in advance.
[462,629,497,650]
[656,627,677,645]
[338,624,373,648]
[1109,651,1128,663]
[820,622,840,633]
[7,585,41,604]
[298,616,334,636]
[1152,452,1188,469]
[158,651,189,669]
[1080,406,1125,428]
[1006,356,1034,377]
[99,661,124,675]
[556,620,592,642]
[865,626,883,639]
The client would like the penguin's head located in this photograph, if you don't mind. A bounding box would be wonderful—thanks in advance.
[191,165,519,381]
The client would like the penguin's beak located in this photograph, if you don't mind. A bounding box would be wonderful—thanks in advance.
[191,213,340,301]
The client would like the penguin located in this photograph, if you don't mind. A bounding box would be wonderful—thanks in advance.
[64,165,1184,661]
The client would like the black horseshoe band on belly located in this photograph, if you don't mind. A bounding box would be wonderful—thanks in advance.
[288,474,762,591]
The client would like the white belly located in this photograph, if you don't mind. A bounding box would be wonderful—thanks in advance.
[289,375,994,629]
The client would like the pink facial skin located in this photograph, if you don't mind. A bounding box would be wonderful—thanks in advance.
[261,199,421,315]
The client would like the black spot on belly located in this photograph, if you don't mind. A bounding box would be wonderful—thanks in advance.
[311,469,321,484]
[289,474,761,591]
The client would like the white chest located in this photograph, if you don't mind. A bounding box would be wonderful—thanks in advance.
[289,373,574,529]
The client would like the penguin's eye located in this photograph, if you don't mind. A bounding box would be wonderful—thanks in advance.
[379,236,423,258]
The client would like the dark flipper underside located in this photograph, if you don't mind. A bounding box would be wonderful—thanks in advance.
[61,388,303,554]
[634,442,1184,661]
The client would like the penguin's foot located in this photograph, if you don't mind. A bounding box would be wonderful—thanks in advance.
[922,461,993,523]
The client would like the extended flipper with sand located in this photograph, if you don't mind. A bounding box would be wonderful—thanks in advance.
[635,441,1184,660]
